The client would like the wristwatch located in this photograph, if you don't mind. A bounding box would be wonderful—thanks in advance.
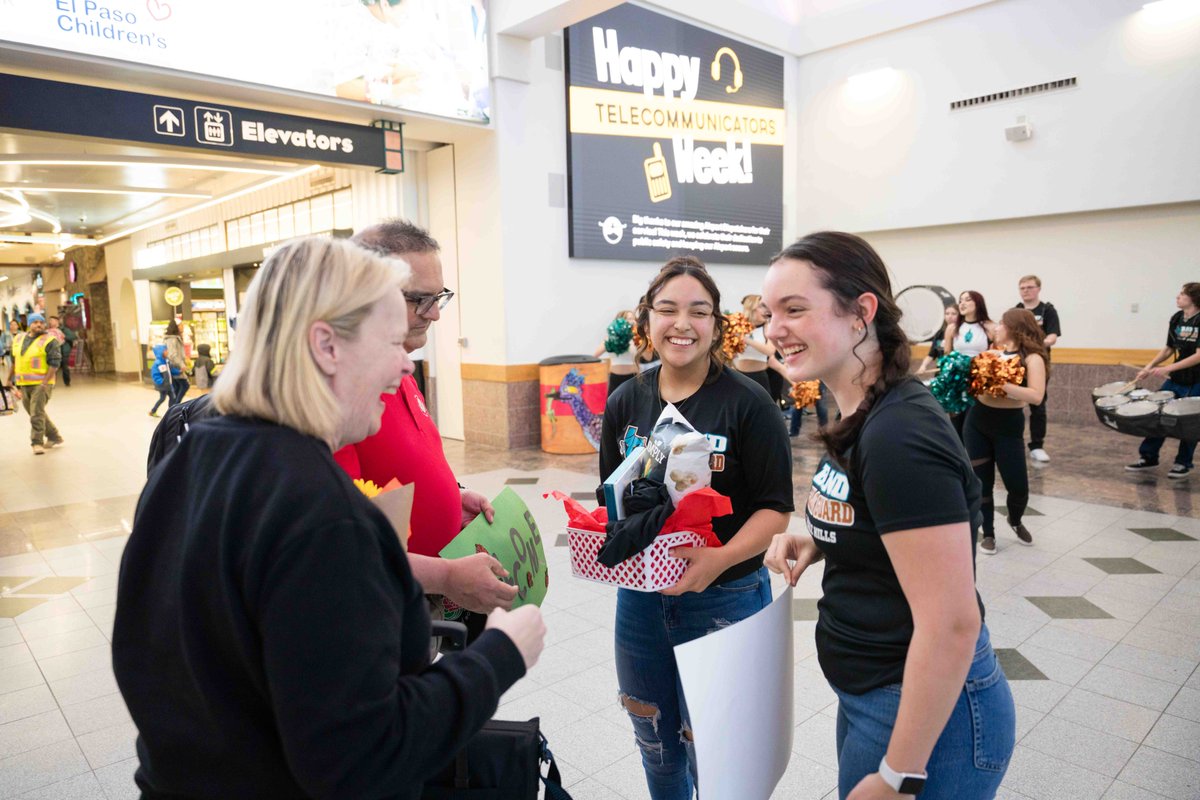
[878,756,926,795]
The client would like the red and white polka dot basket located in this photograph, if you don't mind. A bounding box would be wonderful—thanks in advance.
[567,528,707,591]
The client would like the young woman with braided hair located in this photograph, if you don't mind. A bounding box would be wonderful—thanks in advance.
[964,308,1047,555]
[761,232,1014,800]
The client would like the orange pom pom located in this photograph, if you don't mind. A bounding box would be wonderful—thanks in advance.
[790,380,821,409]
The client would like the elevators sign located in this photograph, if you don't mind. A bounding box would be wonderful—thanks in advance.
[565,5,784,265]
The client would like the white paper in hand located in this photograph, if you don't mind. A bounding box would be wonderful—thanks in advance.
[675,585,794,800]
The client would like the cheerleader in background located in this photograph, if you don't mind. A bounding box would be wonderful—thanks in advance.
[594,310,639,395]
[735,294,787,395]
[918,304,963,376]
[942,290,994,437]
[964,308,1047,555]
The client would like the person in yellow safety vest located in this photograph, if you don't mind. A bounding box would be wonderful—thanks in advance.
[11,313,64,455]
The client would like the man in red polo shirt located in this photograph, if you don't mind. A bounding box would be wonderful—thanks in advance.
[335,220,517,614]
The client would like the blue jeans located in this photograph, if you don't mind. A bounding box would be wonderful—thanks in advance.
[1139,379,1200,468]
[615,567,771,800]
[831,625,1015,800]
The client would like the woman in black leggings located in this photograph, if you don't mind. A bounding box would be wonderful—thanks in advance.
[965,308,1047,555]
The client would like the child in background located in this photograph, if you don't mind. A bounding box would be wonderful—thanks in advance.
[149,345,177,417]
[192,344,216,390]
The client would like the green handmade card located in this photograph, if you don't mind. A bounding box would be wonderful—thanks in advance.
[438,487,548,608]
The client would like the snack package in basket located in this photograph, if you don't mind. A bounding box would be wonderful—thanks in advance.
[641,404,713,506]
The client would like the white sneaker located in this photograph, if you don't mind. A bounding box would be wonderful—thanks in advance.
[1030,448,1050,463]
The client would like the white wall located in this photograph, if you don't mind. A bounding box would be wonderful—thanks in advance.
[863,201,1200,350]
[489,33,800,365]
[794,0,1200,233]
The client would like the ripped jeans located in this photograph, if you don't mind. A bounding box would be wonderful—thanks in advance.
[614,567,771,800]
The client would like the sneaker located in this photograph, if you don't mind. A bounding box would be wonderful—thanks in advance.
[1125,458,1158,472]
[1008,516,1034,546]
[1030,448,1050,463]
[1168,465,1192,480]
[149,411,160,418]
[31,444,44,455]
[980,536,996,554]
[46,438,64,449]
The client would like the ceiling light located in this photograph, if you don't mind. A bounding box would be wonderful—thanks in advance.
[0,276,8,282]
[0,185,213,199]
[847,65,897,87]
[0,156,292,176]
[0,233,91,245]
[0,211,32,228]
[96,164,320,246]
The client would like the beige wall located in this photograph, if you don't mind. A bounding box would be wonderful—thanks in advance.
[861,201,1200,351]
[103,240,142,376]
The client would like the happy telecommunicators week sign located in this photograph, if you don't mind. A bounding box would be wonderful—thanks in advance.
[565,4,785,265]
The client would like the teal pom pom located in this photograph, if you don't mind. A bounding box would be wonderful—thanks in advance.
[929,352,975,414]
[604,317,634,354]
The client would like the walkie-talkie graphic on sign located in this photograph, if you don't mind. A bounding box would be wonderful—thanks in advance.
[643,142,672,202]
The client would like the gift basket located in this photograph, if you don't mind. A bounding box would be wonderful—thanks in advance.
[547,405,729,591]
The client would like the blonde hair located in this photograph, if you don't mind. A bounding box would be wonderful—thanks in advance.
[1018,274,1041,288]
[213,237,410,447]
[741,293,763,316]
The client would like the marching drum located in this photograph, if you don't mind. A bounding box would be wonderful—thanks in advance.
[1112,400,1164,438]
[1129,389,1151,400]
[1160,397,1200,442]
[1093,381,1131,398]
[1145,391,1176,404]
[1094,394,1131,430]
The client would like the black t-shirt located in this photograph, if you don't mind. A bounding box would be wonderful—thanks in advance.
[927,326,947,360]
[1167,310,1200,386]
[805,379,984,694]
[1014,301,1061,358]
[599,365,795,585]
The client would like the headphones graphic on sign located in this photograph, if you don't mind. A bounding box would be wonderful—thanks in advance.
[710,47,743,94]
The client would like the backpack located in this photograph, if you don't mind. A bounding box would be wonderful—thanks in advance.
[147,393,218,474]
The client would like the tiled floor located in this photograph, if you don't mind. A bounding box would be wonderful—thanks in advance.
[0,377,1197,799]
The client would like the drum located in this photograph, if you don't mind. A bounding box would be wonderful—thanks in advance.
[1145,391,1176,404]
[1093,381,1131,398]
[1111,400,1163,438]
[1159,397,1200,442]
[1094,394,1131,430]
[1129,389,1151,400]
[896,285,957,344]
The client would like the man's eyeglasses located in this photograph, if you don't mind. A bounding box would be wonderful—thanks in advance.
[403,288,455,316]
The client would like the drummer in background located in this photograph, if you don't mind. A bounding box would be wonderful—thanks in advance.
[1015,275,1061,464]
[1126,282,1200,479]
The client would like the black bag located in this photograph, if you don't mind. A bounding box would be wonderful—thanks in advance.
[420,717,572,800]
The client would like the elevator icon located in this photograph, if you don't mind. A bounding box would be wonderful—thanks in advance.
[194,106,234,147]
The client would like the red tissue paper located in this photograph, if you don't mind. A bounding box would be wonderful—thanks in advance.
[544,489,726,548]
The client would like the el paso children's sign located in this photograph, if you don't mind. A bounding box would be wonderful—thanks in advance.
[566,5,785,265]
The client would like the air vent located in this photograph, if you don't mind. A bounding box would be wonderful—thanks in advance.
[950,77,1076,111]
[309,172,336,191]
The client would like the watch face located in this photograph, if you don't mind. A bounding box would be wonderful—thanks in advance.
[899,776,926,794]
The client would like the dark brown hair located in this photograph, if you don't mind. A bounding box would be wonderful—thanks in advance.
[959,290,992,325]
[1000,308,1049,376]
[635,255,726,381]
[1182,282,1200,307]
[770,232,911,467]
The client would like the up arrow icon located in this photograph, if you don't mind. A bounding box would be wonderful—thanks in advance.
[153,104,185,137]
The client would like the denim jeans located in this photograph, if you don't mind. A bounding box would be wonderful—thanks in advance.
[614,567,771,800]
[830,625,1015,800]
[1139,379,1200,468]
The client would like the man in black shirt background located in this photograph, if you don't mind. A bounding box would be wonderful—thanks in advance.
[1126,283,1200,479]
[1016,275,1061,463]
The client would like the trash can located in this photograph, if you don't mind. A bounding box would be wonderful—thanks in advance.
[540,355,607,454]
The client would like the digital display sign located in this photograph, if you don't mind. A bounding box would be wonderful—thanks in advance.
[566,4,784,265]
[0,0,491,123]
